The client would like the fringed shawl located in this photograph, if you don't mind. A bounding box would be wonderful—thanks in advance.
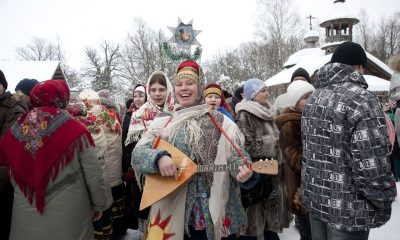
[1,107,94,214]
[0,80,95,214]
[136,104,245,239]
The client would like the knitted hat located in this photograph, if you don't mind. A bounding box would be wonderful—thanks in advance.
[175,60,201,84]
[331,42,367,67]
[291,68,310,82]
[286,80,315,109]
[244,78,266,101]
[15,78,39,95]
[0,70,7,89]
[203,83,223,98]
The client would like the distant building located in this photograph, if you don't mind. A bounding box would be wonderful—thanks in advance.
[265,0,392,103]
[0,61,65,93]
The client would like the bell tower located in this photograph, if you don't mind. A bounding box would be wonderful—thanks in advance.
[320,0,359,53]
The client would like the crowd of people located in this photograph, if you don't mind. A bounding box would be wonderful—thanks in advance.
[0,41,399,240]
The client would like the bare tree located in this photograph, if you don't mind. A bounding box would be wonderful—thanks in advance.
[385,12,400,57]
[15,37,82,88]
[355,9,373,52]
[16,37,65,62]
[256,0,304,73]
[83,41,122,91]
[120,18,175,87]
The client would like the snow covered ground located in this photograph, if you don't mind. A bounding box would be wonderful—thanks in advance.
[124,182,400,239]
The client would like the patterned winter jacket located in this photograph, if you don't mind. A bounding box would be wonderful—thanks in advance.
[301,63,397,232]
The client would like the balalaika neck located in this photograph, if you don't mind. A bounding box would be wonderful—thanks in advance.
[196,163,246,173]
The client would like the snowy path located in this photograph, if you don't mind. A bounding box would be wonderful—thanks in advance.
[124,183,400,239]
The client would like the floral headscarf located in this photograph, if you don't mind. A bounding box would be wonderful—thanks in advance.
[125,71,174,145]
[0,80,94,213]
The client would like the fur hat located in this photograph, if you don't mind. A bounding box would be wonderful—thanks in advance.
[15,78,39,95]
[244,78,266,101]
[0,70,7,90]
[286,80,315,109]
[331,42,367,67]
[291,68,311,82]
[389,55,400,101]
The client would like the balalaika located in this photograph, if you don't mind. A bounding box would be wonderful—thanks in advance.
[140,139,278,210]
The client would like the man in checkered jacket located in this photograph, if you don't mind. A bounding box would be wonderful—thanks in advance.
[301,42,397,240]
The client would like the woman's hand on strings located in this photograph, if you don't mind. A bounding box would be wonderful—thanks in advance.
[157,155,177,177]
[236,165,253,183]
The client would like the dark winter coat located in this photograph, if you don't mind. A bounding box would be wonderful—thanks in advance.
[122,111,133,172]
[275,107,307,216]
[301,63,397,232]
[0,92,28,138]
[236,100,288,234]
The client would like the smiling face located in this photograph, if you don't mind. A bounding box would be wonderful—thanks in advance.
[133,91,146,108]
[149,82,167,108]
[205,93,222,110]
[174,78,199,107]
[253,87,269,105]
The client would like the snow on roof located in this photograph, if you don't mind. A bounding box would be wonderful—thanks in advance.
[284,48,325,67]
[321,41,346,49]
[366,52,393,75]
[304,30,319,39]
[0,61,61,93]
[266,51,331,87]
[267,47,392,92]
[364,75,390,91]
[320,1,359,25]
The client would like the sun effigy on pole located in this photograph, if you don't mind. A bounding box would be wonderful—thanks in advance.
[163,18,202,62]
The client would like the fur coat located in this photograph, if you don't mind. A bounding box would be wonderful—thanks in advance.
[236,100,289,235]
[275,107,307,216]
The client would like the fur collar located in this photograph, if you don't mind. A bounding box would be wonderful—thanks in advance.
[274,107,301,130]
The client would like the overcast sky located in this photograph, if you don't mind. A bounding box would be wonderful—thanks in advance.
[0,0,398,70]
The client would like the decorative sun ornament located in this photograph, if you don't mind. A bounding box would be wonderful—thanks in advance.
[146,210,175,240]
[168,18,201,48]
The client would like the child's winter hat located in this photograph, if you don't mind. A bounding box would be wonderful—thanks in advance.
[203,83,223,98]
[244,78,266,101]
[286,80,315,109]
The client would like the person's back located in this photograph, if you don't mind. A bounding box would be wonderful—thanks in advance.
[0,80,106,240]
[302,61,396,235]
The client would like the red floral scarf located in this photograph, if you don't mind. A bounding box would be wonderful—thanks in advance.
[0,80,94,214]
